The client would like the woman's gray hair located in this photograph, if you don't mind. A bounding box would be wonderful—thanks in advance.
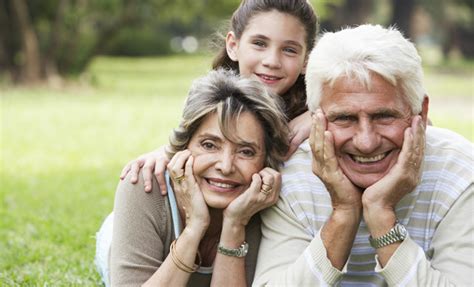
[168,69,289,170]
[306,24,425,114]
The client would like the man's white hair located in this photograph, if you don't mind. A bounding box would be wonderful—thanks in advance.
[305,24,425,114]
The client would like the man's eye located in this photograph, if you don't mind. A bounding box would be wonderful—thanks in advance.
[335,115,355,122]
[373,114,395,120]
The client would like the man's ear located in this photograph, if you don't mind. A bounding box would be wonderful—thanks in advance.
[420,95,429,125]
[226,31,239,61]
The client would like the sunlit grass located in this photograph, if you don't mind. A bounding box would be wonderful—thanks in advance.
[0,54,472,284]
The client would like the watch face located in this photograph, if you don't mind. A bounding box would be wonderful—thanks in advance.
[395,224,407,238]
[241,242,249,256]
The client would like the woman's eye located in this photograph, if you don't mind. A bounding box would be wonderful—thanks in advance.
[201,141,216,150]
[239,149,255,157]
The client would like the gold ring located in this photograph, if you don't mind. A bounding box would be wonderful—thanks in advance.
[261,183,272,191]
[174,174,185,183]
[261,188,272,196]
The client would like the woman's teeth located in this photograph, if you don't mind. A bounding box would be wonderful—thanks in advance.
[208,180,236,189]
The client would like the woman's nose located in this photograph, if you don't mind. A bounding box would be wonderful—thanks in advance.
[215,150,235,175]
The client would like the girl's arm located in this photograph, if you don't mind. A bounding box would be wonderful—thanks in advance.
[119,145,170,194]
[286,111,312,160]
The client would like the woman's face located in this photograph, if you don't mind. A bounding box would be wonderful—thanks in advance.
[187,112,266,209]
[226,10,308,96]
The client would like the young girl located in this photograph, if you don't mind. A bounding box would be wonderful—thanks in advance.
[121,0,318,194]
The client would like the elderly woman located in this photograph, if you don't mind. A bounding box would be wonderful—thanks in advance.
[95,69,289,286]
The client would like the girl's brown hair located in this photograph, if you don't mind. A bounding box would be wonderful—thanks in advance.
[211,0,318,120]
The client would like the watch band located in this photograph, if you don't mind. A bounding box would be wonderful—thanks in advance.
[217,241,249,257]
[369,222,407,249]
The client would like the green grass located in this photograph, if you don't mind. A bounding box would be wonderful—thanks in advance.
[0,55,472,285]
[1,55,211,285]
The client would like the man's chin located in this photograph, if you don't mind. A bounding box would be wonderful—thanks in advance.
[346,173,385,190]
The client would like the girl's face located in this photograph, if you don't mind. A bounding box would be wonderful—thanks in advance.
[226,10,308,96]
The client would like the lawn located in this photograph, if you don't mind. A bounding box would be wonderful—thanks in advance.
[0,55,472,285]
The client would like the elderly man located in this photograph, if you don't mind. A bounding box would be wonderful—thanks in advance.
[254,24,473,286]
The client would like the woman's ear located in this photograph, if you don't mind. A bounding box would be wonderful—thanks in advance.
[226,31,239,61]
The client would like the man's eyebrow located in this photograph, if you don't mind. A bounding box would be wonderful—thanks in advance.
[370,108,403,117]
[325,110,354,120]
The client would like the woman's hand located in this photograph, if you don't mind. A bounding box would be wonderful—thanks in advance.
[119,146,170,194]
[285,110,312,160]
[223,167,281,227]
[168,150,210,239]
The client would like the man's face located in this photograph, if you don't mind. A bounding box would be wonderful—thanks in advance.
[320,74,414,189]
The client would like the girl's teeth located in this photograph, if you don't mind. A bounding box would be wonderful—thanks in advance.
[261,75,278,80]
[353,153,386,163]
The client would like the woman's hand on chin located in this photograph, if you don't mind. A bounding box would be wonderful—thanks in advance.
[169,151,210,239]
[223,168,281,228]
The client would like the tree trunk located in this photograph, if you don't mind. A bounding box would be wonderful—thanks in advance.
[44,0,68,85]
[322,0,373,32]
[11,0,42,83]
[391,0,415,39]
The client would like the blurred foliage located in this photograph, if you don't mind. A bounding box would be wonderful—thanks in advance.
[0,0,472,83]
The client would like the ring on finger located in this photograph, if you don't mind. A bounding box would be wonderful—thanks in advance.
[174,174,185,183]
[262,183,272,190]
[261,188,272,196]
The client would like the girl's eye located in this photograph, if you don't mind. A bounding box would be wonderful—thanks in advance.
[283,47,298,54]
[253,40,266,47]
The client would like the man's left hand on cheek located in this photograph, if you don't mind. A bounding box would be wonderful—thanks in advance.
[362,115,426,217]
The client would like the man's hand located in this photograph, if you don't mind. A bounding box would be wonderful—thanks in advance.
[310,109,363,210]
[362,115,425,267]
[362,115,425,225]
[309,109,363,269]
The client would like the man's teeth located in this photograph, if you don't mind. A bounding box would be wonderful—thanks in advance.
[208,180,236,189]
[352,153,386,163]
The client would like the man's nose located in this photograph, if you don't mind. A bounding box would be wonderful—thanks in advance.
[353,121,381,154]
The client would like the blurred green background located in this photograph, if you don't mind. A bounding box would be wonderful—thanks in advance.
[1,0,473,285]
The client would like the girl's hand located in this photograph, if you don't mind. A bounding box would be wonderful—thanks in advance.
[285,110,312,160]
[223,168,281,227]
[119,146,170,194]
[168,150,210,238]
